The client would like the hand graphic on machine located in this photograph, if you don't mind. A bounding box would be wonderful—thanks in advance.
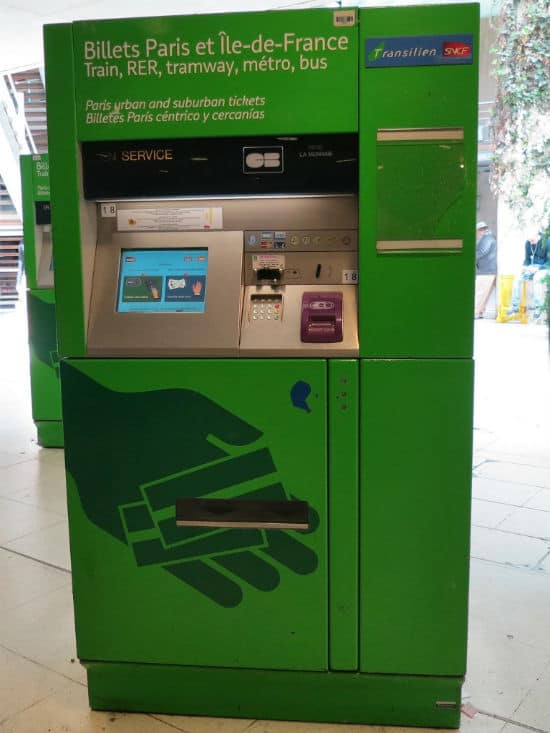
[62,366,319,609]
[119,444,319,608]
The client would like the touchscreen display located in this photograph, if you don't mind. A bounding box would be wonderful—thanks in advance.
[117,249,208,313]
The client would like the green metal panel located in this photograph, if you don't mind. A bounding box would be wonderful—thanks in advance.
[86,661,463,728]
[328,360,358,670]
[62,358,328,671]
[27,290,62,424]
[358,4,479,358]
[44,24,86,357]
[22,156,63,446]
[20,156,38,290]
[360,359,473,675]
[71,10,358,141]
[376,139,466,241]
[36,421,64,448]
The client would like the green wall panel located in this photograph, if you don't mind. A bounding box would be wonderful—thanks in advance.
[360,358,473,675]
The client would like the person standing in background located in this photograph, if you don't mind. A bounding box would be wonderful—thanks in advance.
[507,230,549,320]
[474,221,497,319]
[476,221,497,275]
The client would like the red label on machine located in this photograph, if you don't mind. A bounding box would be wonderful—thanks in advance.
[443,41,471,57]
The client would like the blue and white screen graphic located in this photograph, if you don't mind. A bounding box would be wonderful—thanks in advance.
[117,249,208,313]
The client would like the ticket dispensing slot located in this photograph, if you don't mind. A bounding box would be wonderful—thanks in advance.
[176,497,310,531]
[301,292,343,343]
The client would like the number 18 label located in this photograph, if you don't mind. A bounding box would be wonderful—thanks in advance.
[342,269,359,283]
[101,203,117,218]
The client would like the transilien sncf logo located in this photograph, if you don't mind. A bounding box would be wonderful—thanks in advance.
[365,34,473,67]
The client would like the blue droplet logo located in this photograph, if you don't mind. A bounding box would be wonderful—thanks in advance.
[290,381,312,413]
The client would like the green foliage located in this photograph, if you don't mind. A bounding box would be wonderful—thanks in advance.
[490,0,550,226]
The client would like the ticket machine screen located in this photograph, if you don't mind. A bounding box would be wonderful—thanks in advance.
[117,249,208,313]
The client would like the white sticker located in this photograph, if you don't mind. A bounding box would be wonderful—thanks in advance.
[252,254,285,271]
[117,207,223,231]
[334,9,356,27]
[101,203,117,218]
[342,269,359,284]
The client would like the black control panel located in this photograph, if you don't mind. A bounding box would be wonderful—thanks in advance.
[82,134,357,199]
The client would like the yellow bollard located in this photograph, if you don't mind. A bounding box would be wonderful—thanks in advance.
[496,274,528,323]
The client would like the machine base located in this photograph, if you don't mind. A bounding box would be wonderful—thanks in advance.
[36,420,64,448]
[86,662,463,728]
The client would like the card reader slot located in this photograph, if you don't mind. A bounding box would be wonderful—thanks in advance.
[176,498,310,530]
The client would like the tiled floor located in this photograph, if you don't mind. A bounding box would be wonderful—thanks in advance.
[1,298,549,733]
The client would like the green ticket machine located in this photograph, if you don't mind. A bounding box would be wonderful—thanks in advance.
[45,4,478,726]
[20,154,63,447]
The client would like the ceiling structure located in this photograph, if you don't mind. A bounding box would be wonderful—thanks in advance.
[1,0,500,73]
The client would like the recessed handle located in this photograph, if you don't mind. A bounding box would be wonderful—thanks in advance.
[176,498,309,530]
[377,127,464,142]
[377,239,463,253]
